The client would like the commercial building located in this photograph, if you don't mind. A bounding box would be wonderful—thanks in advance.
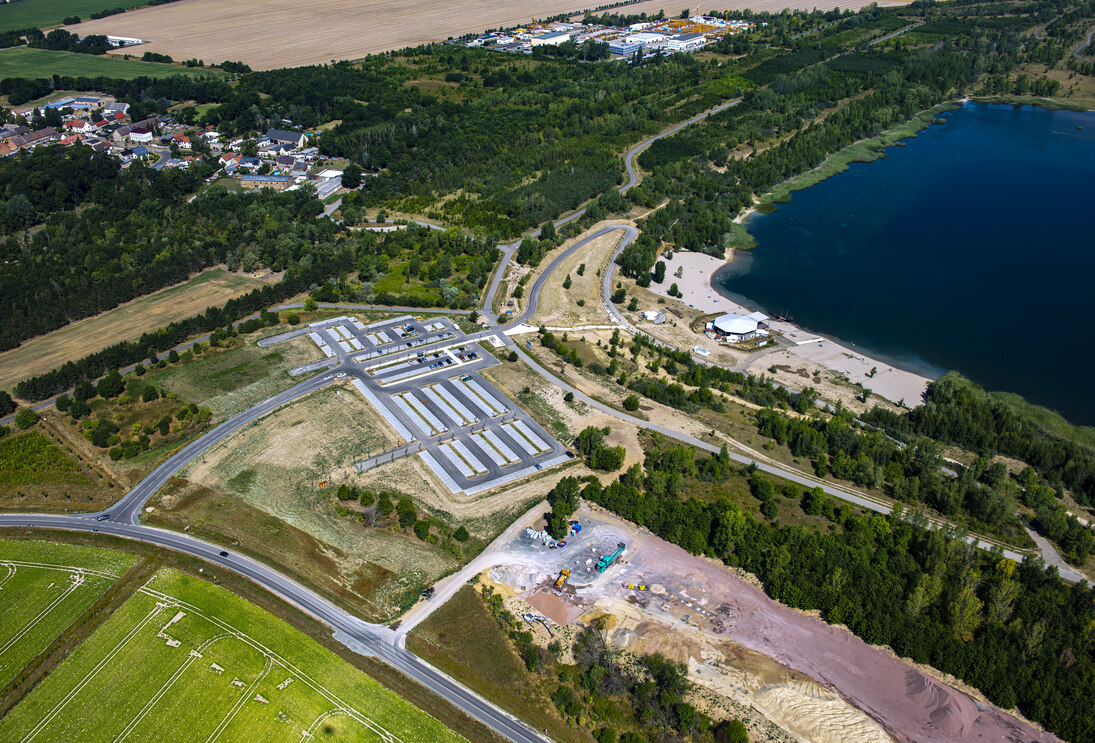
[531,31,572,46]
[609,40,644,56]
[666,32,708,52]
[624,32,668,49]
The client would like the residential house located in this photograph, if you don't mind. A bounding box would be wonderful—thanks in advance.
[59,134,82,146]
[63,119,94,134]
[275,154,295,172]
[128,127,153,143]
[10,127,58,150]
[171,133,192,150]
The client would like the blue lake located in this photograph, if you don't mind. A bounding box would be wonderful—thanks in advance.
[715,102,1095,424]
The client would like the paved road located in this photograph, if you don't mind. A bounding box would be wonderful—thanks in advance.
[1075,27,1095,57]
[867,22,924,46]
[106,371,337,525]
[0,514,549,743]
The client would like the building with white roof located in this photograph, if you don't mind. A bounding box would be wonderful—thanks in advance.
[624,32,668,48]
[666,33,708,52]
[708,311,770,341]
[531,31,572,46]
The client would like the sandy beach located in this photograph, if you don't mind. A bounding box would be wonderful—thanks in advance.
[648,250,931,406]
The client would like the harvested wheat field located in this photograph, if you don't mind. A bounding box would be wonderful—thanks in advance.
[71,0,906,71]
[0,268,268,396]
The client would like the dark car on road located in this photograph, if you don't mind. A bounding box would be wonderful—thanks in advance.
[219,550,229,557]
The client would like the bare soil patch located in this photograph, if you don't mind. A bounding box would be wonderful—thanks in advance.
[0,268,266,396]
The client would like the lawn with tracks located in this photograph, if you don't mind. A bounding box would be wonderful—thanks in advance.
[0,567,464,742]
[0,541,137,689]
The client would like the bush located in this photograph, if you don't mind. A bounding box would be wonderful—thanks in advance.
[286,312,301,325]
[623,394,640,411]
[14,407,38,430]
[507,350,519,362]
[377,493,393,516]
[413,520,430,540]
[453,525,469,542]
[397,497,417,528]
[564,392,575,403]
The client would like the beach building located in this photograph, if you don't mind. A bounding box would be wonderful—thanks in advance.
[642,310,666,324]
[708,311,770,342]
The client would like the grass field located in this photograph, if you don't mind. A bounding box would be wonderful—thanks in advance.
[0,431,109,511]
[69,0,903,71]
[161,385,458,621]
[0,567,464,742]
[0,540,137,690]
[0,46,219,81]
[0,0,148,32]
[0,269,265,396]
[143,333,318,420]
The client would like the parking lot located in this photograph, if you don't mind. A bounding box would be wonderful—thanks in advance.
[264,314,570,495]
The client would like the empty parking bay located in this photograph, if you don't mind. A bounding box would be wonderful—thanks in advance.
[482,429,519,462]
[504,420,549,453]
[439,443,479,478]
[392,393,445,436]
[423,386,470,427]
[402,393,447,435]
[431,384,477,425]
[458,378,508,417]
[472,432,514,466]
[451,439,488,474]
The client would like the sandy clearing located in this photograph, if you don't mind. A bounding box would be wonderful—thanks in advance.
[0,268,266,395]
[71,0,907,71]
[644,249,930,406]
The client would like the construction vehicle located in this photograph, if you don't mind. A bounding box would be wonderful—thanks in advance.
[596,543,625,573]
[554,568,570,590]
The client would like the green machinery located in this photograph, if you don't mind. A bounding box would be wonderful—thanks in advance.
[595,543,626,573]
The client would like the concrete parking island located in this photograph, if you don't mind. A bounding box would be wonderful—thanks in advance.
[263,314,570,495]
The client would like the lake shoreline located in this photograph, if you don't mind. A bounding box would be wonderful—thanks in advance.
[714,101,1095,424]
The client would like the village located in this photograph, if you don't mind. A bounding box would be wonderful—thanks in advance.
[0,93,346,197]
[465,14,754,57]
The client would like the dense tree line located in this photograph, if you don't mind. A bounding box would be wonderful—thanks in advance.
[0,173,332,352]
[582,439,1095,741]
[865,374,1095,506]
[12,192,354,401]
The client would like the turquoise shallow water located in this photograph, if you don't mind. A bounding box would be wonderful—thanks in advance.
[715,102,1095,424]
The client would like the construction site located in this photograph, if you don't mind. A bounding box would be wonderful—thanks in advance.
[456,505,1057,743]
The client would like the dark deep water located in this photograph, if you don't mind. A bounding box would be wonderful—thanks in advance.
[715,102,1095,424]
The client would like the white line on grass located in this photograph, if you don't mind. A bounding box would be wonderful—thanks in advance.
[20,603,165,743]
[0,572,83,659]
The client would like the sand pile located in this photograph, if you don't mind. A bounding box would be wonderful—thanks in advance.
[754,681,893,743]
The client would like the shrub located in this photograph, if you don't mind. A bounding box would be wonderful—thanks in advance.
[413,520,430,540]
[286,312,301,325]
[623,394,640,411]
[453,525,469,542]
[507,350,519,362]
[564,392,575,403]
[15,407,38,430]
[397,497,417,528]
